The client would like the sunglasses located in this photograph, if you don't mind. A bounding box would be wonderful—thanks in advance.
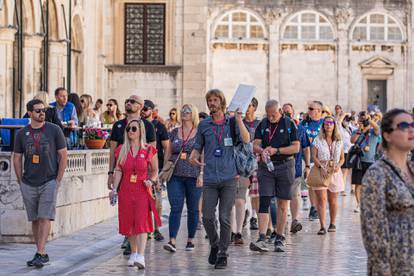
[170,113,176,116]
[324,121,335,126]
[80,99,85,103]
[391,121,414,131]
[125,99,138,105]
[126,126,138,133]
[142,106,151,112]
[33,108,47,114]
[308,107,315,111]
[106,104,113,107]
[181,108,192,114]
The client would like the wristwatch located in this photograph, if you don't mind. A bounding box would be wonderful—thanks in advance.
[276,148,281,155]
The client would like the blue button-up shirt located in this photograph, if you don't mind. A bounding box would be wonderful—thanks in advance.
[194,116,240,184]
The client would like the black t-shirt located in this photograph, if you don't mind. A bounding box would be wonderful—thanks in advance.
[110,118,156,145]
[254,117,298,161]
[152,119,169,170]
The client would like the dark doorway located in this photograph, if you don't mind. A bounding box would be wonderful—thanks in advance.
[367,80,387,112]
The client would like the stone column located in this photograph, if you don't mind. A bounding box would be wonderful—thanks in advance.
[181,0,208,111]
[23,36,43,108]
[49,41,67,93]
[0,28,16,118]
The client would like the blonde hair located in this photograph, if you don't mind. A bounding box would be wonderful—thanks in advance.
[80,94,93,109]
[34,91,50,106]
[179,104,200,128]
[205,89,227,112]
[117,120,147,165]
[319,116,342,141]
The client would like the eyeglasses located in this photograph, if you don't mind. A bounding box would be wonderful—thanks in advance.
[125,99,138,105]
[181,108,192,114]
[106,104,113,107]
[126,126,138,133]
[324,121,335,126]
[33,108,47,114]
[391,121,414,131]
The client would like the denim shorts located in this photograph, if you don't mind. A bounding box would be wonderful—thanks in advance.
[20,179,58,221]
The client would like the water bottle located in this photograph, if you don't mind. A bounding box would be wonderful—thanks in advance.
[263,153,274,172]
[110,189,118,206]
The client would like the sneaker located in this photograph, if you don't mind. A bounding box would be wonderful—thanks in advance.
[121,237,129,249]
[328,224,336,232]
[354,206,360,213]
[267,231,277,244]
[185,242,195,251]
[127,253,137,267]
[163,241,177,253]
[274,234,286,252]
[249,239,269,252]
[208,246,219,265]
[317,228,327,235]
[290,219,303,234]
[234,233,243,245]
[153,230,164,241]
[309,206,319,221]
[231,232,236,243]
[214,254,228,269]
[250,217,259,230]
[242,209,249,229]
[134,254,145,269]
[27,253,49,268]
[123,242,131,255]
[265,229,272,238]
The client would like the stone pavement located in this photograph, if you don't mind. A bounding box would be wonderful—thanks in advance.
[0,194,367,276]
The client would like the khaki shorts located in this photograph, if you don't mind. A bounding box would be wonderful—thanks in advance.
[236,177,250,201]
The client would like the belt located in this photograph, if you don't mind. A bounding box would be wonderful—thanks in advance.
[271,157,294,166]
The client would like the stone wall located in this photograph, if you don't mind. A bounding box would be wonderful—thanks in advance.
[0,149,116,243]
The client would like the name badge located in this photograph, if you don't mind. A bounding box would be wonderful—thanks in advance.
[180,152,187,160]
[130,174,137,183]
[214,148,223,157]
[224,137,233,147]
[32,154,40,164]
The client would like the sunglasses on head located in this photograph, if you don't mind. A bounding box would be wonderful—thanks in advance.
[391,121,414,131]
[125,99,138,105]
[181,107,192,114]
[126,126,138,133]
[33,108,47,114]
[106,104,113,107]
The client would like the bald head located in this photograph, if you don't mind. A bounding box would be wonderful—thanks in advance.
[129,95,144,106]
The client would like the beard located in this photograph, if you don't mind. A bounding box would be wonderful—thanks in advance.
[33,115,45,123]
[208,104,219,114]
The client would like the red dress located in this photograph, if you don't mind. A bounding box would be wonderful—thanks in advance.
[115,145,161,236]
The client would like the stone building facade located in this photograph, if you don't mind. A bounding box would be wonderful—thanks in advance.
[0,0,413,118]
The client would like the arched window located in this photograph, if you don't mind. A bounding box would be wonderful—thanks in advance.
[282,11,334,41]
[352,13,403,42]
[213,10,266,40]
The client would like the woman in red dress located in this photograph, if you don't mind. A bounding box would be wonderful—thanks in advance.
[111,119,160,269]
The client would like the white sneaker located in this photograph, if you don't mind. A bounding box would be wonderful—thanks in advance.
[135,254,145,269]
[354,206,360,213]
[128,253,137,266]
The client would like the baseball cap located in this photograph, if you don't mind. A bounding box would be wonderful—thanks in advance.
[144,100,155,110]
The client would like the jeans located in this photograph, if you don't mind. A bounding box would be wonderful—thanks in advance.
[167,175,202,239]
[202,179,237,254]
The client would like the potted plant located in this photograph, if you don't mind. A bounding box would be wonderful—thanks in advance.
[84,128,110,149]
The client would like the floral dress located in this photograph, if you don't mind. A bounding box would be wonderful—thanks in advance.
[361,156,414,276]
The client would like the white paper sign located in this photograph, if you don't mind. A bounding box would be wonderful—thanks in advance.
[227,84,256,114]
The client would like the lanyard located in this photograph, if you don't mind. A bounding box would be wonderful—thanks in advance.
[268,123,278,143]
[212,123,225,145]
[244,119,255,130]
[130,147,141,174]
[181,127,194,150]
[327,140,334,160]
[29,125,45,153]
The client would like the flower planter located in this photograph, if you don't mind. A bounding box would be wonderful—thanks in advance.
[85,139,106,149]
